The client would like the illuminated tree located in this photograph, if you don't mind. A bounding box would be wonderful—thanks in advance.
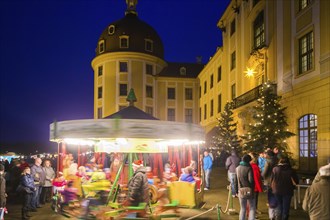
[212,101,241,153]
[241,82,295,154]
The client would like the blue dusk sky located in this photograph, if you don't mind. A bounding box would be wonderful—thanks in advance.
[0,0,230,154]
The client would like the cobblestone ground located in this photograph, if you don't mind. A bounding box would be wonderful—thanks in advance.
[4,167,309,219]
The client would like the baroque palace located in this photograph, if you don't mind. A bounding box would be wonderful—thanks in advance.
[91,0,329,173]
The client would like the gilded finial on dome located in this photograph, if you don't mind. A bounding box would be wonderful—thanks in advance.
[125,0,138,15]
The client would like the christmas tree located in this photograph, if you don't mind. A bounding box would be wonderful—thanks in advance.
[212,101,241,153]
[242,82,295,154]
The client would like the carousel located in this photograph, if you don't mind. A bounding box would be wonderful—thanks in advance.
[49,89,206,219]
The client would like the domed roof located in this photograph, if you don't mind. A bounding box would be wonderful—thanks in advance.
[96,12,164,59]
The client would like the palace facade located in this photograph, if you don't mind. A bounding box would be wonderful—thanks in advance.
[92,0,329,173]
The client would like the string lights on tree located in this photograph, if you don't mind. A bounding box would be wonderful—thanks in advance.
[212,101,241,153]
[241,81,295,154]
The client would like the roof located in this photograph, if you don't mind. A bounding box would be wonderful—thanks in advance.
[104,105,159,120]
[96,13,164,59]
[158,62,204,78]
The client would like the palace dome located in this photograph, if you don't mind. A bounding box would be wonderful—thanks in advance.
[96,12,164,59]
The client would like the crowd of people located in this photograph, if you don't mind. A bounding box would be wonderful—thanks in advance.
[0,156,57,219]
[219,147,330,220]
[1,149,329,220]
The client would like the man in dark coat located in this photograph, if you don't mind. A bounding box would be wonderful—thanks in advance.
[271,157,299,220]
[30,158,45,209]
[126,160,149,207]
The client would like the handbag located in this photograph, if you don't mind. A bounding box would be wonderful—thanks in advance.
[239,187,252,199]
[16,184,33,194]
[237,170,253,199]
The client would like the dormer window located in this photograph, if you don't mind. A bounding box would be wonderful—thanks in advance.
[99,40,105,53]
[145,39,153,52]
[108,25,115,35]
[180,67,186,76]
[120,36,129,48]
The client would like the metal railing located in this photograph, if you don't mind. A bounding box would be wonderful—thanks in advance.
[232,83,277,109]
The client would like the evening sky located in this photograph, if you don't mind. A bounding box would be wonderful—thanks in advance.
[0,0,230,154]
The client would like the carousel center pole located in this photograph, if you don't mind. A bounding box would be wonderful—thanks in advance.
[128,152,133,179]
[57,142,60,173]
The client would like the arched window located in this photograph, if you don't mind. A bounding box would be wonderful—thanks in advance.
[299,114,317,158]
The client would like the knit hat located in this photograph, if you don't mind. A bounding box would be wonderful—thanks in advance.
[319,164,330,177]
[132,160,143,167]
[242,154,252,163]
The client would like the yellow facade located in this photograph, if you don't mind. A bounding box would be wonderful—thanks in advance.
[199,0,329,172]
[92,0,329,172]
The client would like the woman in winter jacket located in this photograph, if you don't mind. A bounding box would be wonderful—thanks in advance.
[236,154,255,220]
[249,153,263,213]
[20,167,36,220]
[271,157,299,220]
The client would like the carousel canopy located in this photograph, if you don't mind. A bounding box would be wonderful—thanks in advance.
[49,89,205,153]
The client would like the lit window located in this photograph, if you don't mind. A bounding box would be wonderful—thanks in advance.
[299,31,313,74]
[230,19,236,36]
[167,88,175,99]
[217,66,222,82]
[99,40,105,53]
[119,61,128,72]
[185,109,193,123]
[98,87,102,99]
[119,84,127,96]
[120,36,129,48]
[145,39,153,52]
[146,85,153,98]
[185,88,193,100]
[146,64,153,75]
[167,108,175,121]
[231,51,236,70]
[231,84,236,99]
[299,0,311,11]
[254,11,265,49]
[299,114,317,157]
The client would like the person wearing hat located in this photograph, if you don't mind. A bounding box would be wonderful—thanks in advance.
[125,160,149,207]
[303,164,330,220]
[0,164,7,210]
[236,154,255,220]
